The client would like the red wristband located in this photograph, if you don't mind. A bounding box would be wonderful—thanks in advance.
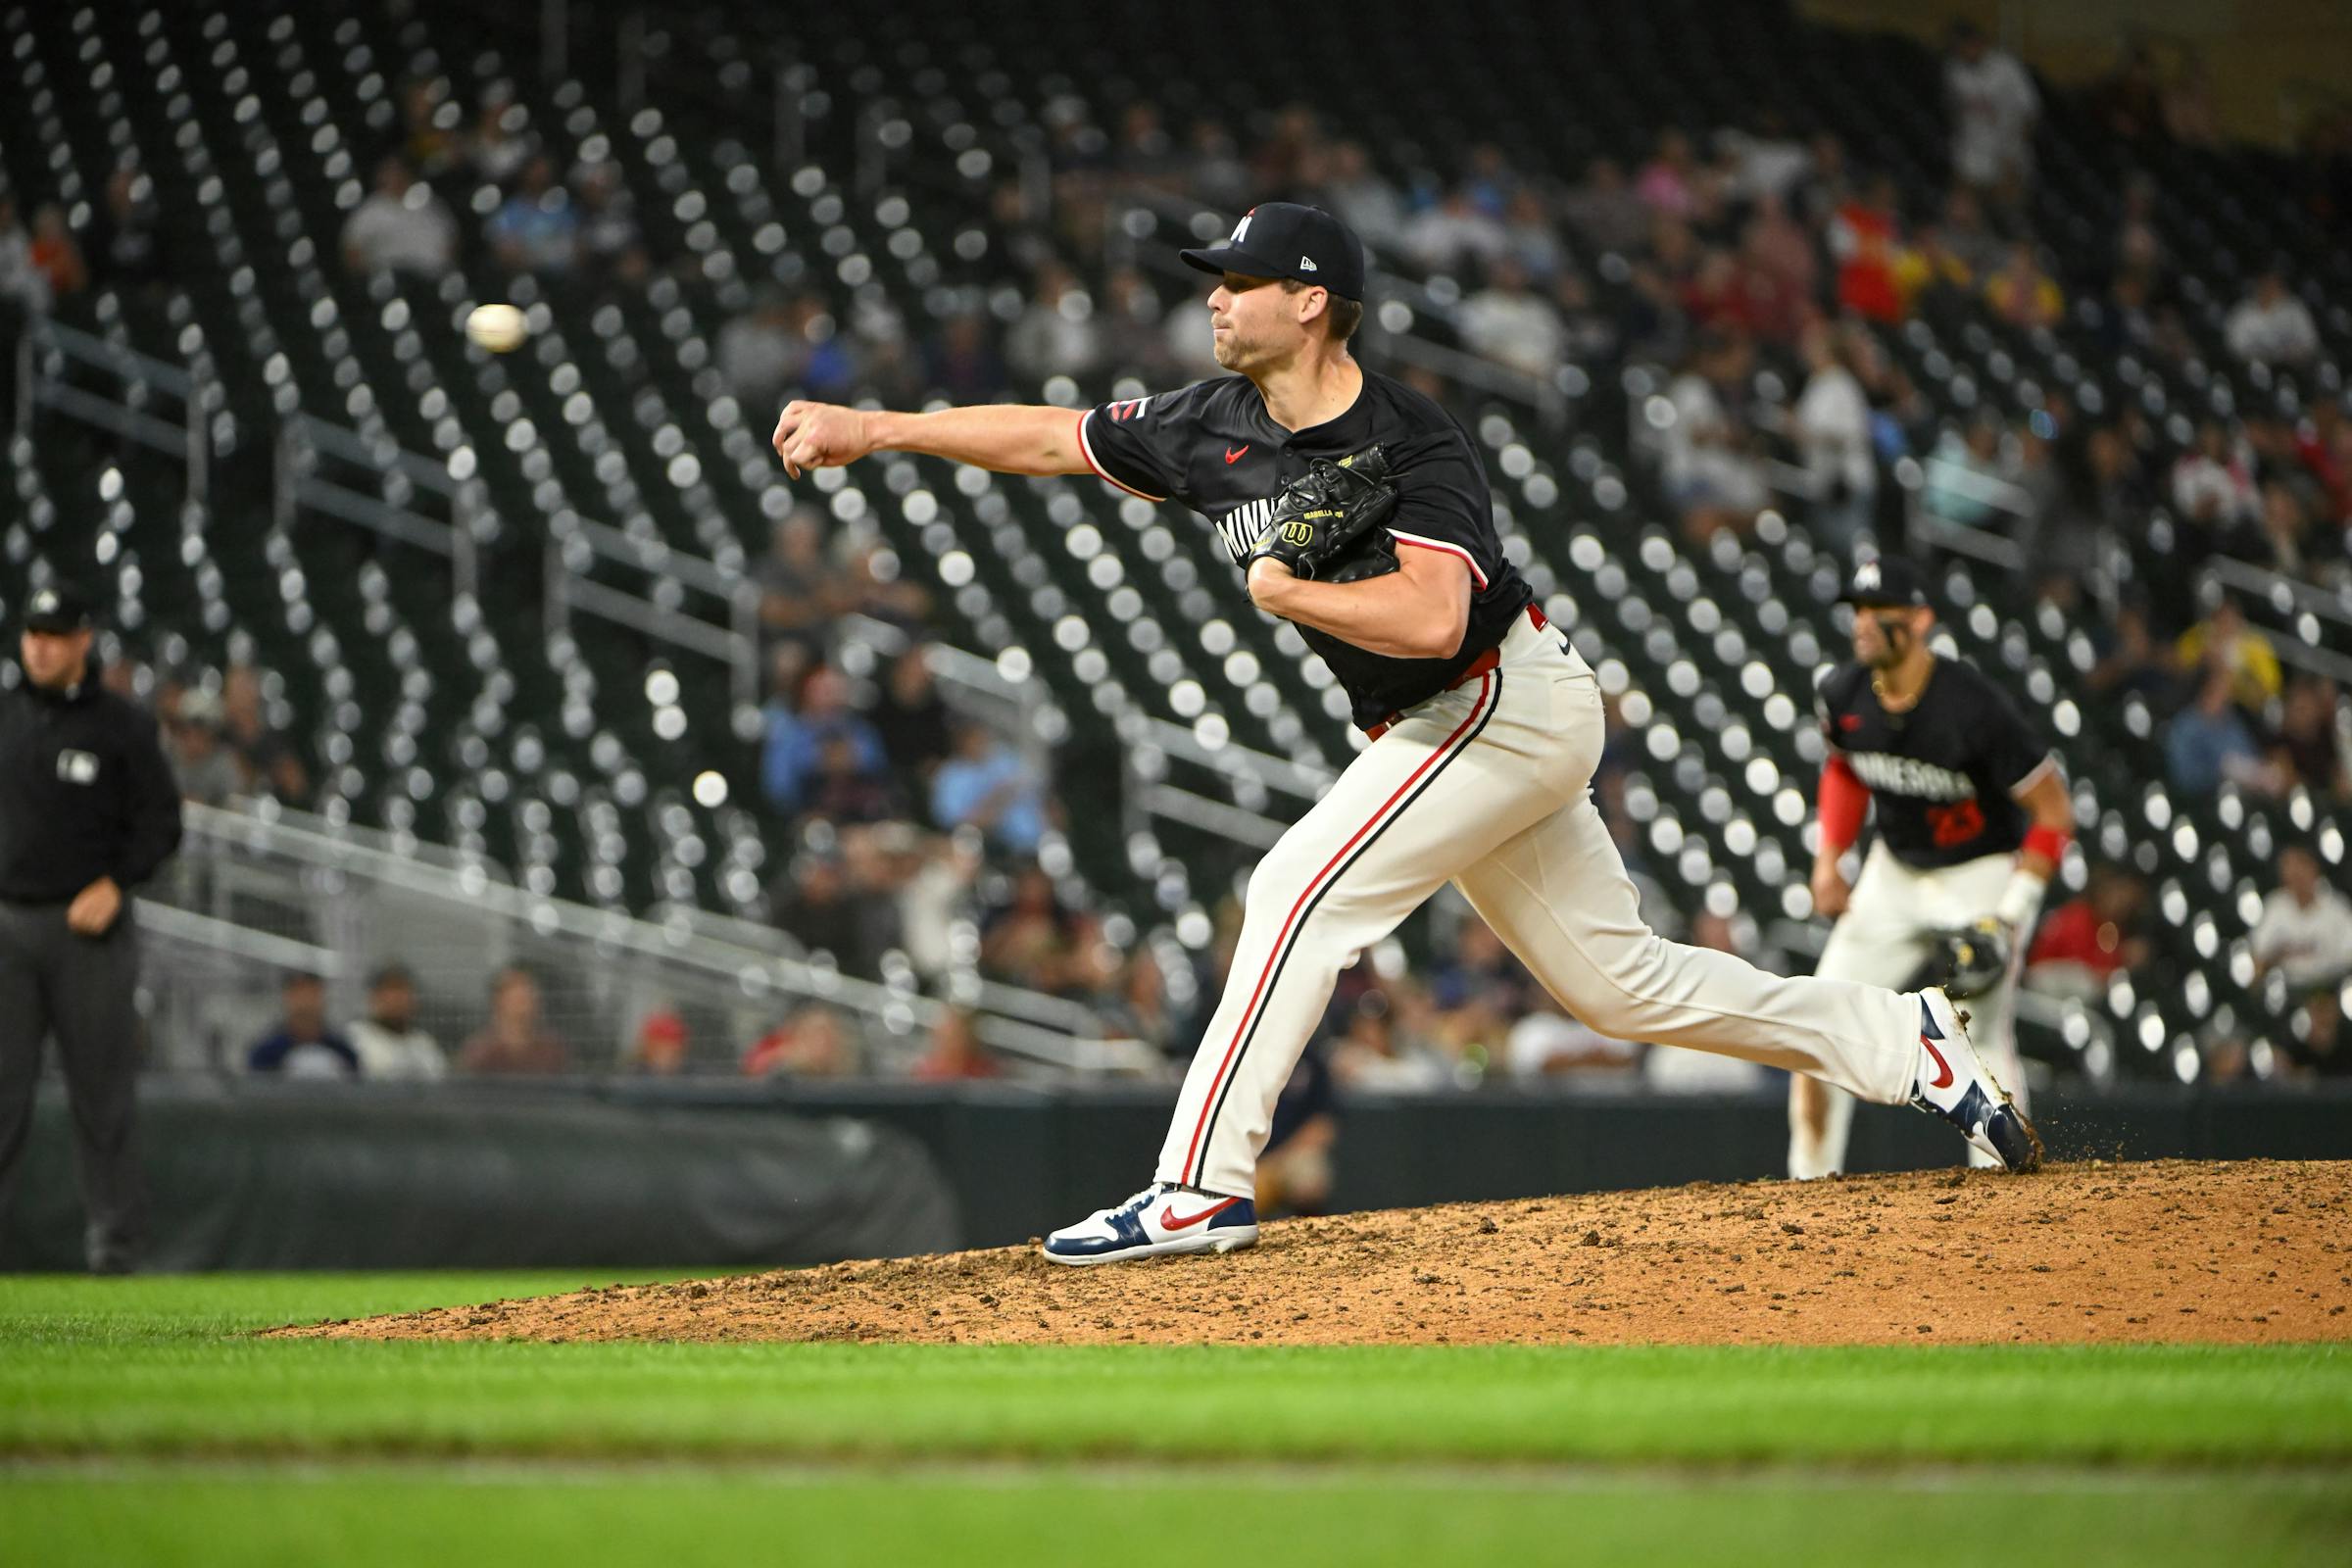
[2021,824,2070,864]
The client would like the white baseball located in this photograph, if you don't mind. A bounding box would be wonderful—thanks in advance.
[466,303,529,353]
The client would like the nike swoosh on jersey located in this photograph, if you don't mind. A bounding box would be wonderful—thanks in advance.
[1225,445,1250,464]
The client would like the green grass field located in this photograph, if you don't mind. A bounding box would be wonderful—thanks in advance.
[3,1273,2347,1566]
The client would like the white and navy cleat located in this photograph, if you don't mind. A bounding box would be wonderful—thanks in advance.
[1908,987,2043,1172]
[1041,1183,1260,1266]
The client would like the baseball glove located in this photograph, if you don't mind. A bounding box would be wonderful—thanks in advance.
[1243,446,1399,583]
[1920,917,2014,1000]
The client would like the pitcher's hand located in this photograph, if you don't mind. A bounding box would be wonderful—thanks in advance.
[771,401,874,479]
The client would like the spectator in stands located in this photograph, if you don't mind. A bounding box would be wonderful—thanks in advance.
[626,1006,689,1076]
[1636,127,1702,219]
[761,663,886,817]
[458,967,569,1075]
[2084,600,2179,705]
[1791,320,1877,555]
[1498,188,1566,284]
[1719,112,1813,205]
[1330,988,1447,1090]
[932,721,1047,857]
[2170,421,2263,541]
[1559,157,1649,257]
[27,204,85,301]
[767,843,901,978]
[466,84,537,187]
[1097,267,1172,382]
[2274,678,2351,799]
[1660,331,1770,544]
[2164,664,2271,794]
[246,973,359,1078]
[1922,417,2015,528]
[910,1006,1002,1081]
[2025,864,2151,1001]
[1550,270,1623,377]
[2251,846,2352,992]
[90,169,167,295]
[1983,241,2063,329]
[839,540,934,635]
[340,158,458,278]
[1101,948,1183,1054]
[978,862,1110,998]
[2176,598,2282,712]
[347,962,448,1081]
[1943,23,2039,215]
[1937,186,2008,281]
[1316,140,1409,259]
[1400,191,1506,277]
[2289,987,2349,1079]
[742,1003,857,1078]
[720,290,804,412]
[754,509,842,654]
[1004,262,1103,387]
[0,198,48,320]
[163,690,240,808]
[1740,191,1818,311]
[873,645,954,799]
[486,157,580,276]
[924,310,1008,403]
[1827,174,1903,323]
[1459,258,1566,379]
[2248,481,2318,578]
[220,664,309,805]
[574,161,648,285]
[805,731,903,826]
[400,79,460,178]
[2225,272,2319,368]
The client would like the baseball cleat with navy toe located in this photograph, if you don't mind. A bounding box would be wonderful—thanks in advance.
[1908,987,2043,1171]
[1041,1183,1260,1265]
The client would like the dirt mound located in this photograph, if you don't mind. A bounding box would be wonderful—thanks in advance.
[286,1159,2350,1347]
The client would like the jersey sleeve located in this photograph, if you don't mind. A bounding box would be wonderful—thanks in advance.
[1976,676,2056,794]
[1075,380,1217,507]
[1381,429,1496,590]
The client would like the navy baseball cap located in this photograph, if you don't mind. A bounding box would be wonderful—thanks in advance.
[22,580,95,633]
[1181,203,1366,302]
[1838,558,1932,610]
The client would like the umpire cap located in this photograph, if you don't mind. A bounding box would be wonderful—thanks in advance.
[21,581,96,634]
[1181,203,1366,302]
[1838,558,1932,611]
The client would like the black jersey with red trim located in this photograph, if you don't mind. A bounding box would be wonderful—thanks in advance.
[1815,657,2056,870]
[1078,369,1534,730]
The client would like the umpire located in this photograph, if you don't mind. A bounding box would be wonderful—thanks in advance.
[0,582,182,1272]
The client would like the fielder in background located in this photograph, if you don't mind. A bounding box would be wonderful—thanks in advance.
[1792,557,2075,1178]
[775,203,2041,1268]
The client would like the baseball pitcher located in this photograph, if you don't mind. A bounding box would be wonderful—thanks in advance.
[772,204,2041,1266]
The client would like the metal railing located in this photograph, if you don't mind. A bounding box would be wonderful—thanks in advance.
[138,801,1159,1078]
[545,513,763,713]
[13,318,216,503]
[276,413,487,601]
[2201,555,2352,686]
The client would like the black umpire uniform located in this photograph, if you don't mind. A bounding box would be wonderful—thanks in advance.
[0,583,182,1272]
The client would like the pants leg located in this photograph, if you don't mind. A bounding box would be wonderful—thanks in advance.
[1156,641,1592,1198]
[1788,847,1936,1178]
[45,913,148,1271]
[1789,849,2026,1176]
[0,908,57,1245]
[1452,787,1921,1107]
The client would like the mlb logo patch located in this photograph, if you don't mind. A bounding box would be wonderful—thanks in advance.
[56,749,99,785]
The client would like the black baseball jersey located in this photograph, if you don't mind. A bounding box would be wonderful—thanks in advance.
[1079,369,1534,729]
[0,664,184,903]
[1816,658,2054,870]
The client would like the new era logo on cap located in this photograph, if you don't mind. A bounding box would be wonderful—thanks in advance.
[1298,256,1317,271]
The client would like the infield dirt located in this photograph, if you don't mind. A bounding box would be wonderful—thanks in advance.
[289,1159,2349,1347]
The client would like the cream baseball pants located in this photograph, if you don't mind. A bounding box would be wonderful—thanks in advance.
[1156,610,1926,1199]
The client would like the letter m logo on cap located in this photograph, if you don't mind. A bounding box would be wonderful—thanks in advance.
[1231,210,1254,244]
[1854,562,1882,593]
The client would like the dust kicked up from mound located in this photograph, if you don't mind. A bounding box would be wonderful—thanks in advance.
[283,1159,2350,1347]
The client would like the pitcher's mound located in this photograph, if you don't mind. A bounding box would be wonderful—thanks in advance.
[286,1159,2348,1347]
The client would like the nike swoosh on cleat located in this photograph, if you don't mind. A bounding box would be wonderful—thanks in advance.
[1921,1035,1954,1090]
[1159,1199,1239,1231]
